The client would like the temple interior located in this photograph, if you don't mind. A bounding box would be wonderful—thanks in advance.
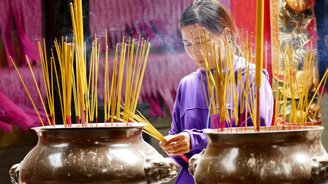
[0,0,328,183]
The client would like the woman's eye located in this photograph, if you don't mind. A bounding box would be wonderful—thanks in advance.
[184,43,192,47]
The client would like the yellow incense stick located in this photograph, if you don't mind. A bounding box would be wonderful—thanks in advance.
[52,54,65,124]
[10,57,46,126]
[38,42,54,121]
[255,0,264,130]
[25,56,51,125]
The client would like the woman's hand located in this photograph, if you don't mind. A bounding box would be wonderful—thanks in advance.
[159,132,191,156]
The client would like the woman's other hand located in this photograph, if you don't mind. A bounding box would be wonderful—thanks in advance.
[159,132,190,156]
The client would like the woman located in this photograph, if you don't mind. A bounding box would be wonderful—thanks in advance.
[160,0,274,183]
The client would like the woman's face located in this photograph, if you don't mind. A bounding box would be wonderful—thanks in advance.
[181,24,225,71]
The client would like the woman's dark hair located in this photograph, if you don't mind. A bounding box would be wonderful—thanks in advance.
[179,0,236,39]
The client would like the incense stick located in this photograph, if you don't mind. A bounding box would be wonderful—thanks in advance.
[10,56,46,126]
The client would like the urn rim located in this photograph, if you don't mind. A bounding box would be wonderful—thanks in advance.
[203,125,324,134]
[32,122,147,130]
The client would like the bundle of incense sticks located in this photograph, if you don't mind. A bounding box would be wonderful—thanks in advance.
[9,1,189,162]
[192,25,327,130]
[11,0,152,126]
[273,40,328,126]
[123,107,189,163]
[191,26,258,131]
[103,35,151,123]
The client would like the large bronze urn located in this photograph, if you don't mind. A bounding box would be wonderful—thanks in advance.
[189,126,328,184]
[9,123,176,184]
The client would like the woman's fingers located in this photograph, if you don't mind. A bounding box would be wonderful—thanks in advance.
[161,141,178,151]
[160,134,183,148]
[165,134,184,144]
[162,139,190,155]
[160,132,191,155]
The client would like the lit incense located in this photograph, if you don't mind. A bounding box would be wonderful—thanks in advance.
[255,0,264,131]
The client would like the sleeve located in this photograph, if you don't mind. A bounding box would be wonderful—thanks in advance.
[259,71,274,126]
[168,84,182,135]
[183,129,208,151]
[168,84,187,167]
[168,83,208,167]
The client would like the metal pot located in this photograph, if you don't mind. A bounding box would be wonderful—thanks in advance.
[9,123,177,184]
[189,126,328,184]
